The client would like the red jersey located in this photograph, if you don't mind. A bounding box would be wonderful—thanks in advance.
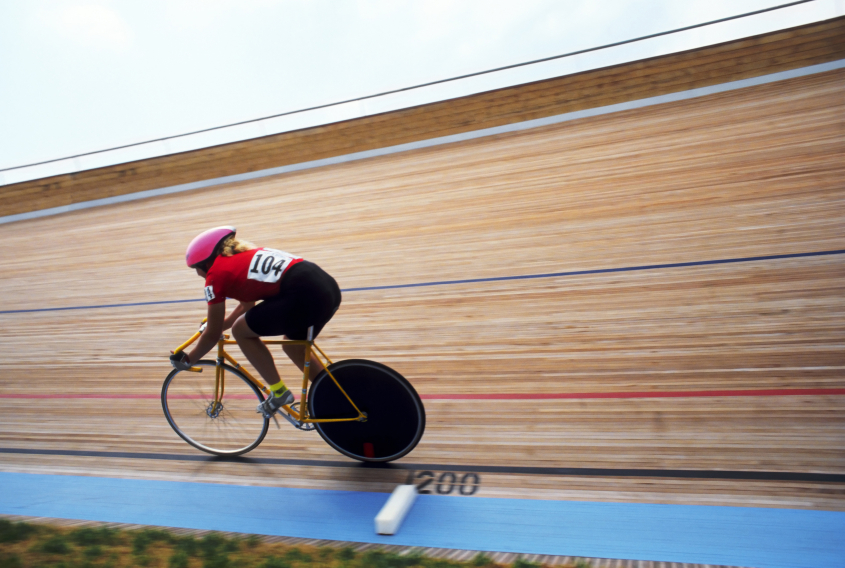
[203,248,303,305]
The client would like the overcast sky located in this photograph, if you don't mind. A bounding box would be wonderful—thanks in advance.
[0,0,840,177]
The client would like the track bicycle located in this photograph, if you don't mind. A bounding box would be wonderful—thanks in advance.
[161,324,425,462]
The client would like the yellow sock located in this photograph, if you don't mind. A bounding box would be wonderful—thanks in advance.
[270,381,288,397]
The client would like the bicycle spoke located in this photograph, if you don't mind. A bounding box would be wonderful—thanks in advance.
[162,361,268,456]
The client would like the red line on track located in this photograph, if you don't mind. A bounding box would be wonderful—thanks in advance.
[420,388,845,400]
[1,388,844,400]
[0,394,260,400]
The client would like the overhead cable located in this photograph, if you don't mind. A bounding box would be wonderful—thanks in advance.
[0,0,816,173]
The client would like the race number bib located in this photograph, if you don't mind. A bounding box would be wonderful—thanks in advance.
[247,248,297,284]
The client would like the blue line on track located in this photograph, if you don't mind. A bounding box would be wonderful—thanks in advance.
[343,248,845,292]
[0,298,203,314]
[3,249,843,315]
[1,472,844,567]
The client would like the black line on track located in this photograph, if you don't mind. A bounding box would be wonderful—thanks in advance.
[3,447,843,483]
[2,248,844,315]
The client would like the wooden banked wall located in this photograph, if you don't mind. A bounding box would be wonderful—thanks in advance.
[0,18,843,512]
[2,17,844,218]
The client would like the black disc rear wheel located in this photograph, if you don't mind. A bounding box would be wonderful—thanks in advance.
[307,359,425,462]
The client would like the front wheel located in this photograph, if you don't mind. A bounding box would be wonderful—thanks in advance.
[161,360,269,456]
[308,359,425,462]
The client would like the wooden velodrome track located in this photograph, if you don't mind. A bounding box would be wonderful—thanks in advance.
[1,64,844,521]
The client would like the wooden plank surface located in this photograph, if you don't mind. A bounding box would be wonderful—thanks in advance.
[2,17,843,218]
[0,67,843,511]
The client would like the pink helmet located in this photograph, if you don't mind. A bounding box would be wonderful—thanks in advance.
[186,226,236,268]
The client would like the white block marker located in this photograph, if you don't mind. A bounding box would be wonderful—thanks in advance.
[375,484,418,535]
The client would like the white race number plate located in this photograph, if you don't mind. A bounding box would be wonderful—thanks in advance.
[246,248,297,283]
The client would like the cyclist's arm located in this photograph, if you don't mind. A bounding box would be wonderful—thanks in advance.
[223,301,254,331]
[185,302,226,363]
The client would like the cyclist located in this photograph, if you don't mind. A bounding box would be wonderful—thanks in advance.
[170,226,341,418]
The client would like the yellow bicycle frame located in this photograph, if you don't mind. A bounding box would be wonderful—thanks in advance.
[172,325,365,426]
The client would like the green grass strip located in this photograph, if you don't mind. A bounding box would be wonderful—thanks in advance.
[0,519,591,568]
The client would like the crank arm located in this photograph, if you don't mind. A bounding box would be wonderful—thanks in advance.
[278,410,300,429]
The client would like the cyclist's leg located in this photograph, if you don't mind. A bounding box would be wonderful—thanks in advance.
[232,315,294,415]
[238,281,303,391]
[281,263,341,379]
[282,340,326,381]
[231,316,282,387]
[240,260,341,384]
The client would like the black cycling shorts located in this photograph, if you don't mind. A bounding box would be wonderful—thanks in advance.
[244,261,341,340]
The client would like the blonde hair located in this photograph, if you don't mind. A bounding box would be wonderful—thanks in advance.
[218,236,257,257]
